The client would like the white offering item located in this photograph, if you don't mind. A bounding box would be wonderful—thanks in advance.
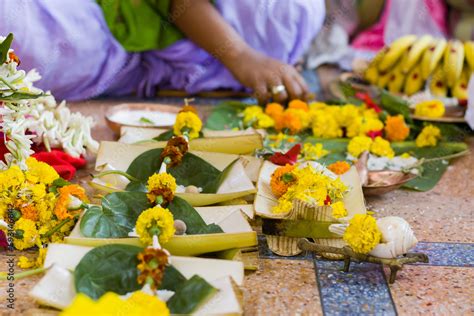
[369,216,418,259]
[109,110,177,127]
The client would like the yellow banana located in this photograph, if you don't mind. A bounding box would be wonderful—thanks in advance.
[421,38,447,80]
[403,64,424,96]
[387,59,406,93]
[378,35,417,72]
[443,40,465,87]
[429,66,448,97]
[377,70,392,89]
[402,35,433,74]
[451,65,470,100]
[464,41,474,71]
[364,48,388,84]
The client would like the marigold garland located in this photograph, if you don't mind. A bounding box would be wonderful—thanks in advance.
[343,214,382,254]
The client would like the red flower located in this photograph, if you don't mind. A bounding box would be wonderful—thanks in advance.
[355,92,382,113]
[269,144,301,166]
[324,195,331,205]
[366,130,383,139]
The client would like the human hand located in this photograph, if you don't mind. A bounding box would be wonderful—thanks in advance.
[223,48,310,104]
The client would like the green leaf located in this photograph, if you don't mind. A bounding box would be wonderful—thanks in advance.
[159,265,187,292]
[0,33,13,64]
[380,90,412,123]
[48,178,72,194]
[80,192,152,238]
[167,275,217,314]
[74,244,143,299]
[139,117,154,125]
[304,137,349,153]
[391,141,468,158]
[168,197,223,234]
[0,91,45,102]
[403,160,448,191]
[153,129,174,141]
[126,149,224,193]
[204,102,247,130]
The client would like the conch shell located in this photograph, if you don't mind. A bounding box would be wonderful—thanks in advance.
[369,216,418,259]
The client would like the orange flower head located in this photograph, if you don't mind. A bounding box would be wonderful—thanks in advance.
[54,184,89,220]
[265,103,284,119]
[8,52,20,65]
[282,110,303,134]
[137,248,169,290]
[288,99,309,112]
[384,115,410,142]
[19,204,39,221]
[270,164,297,197]
[161,136,189,167]
[327,161,351,175]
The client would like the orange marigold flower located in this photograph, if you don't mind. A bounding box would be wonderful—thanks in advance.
[137,248,169,290]
[20,204,39,221]
[288,99,309,112]
[282,110,303,134]
[265,103,284,119]
[161,136,189,167]
[179,105,198,114]
[327,161,351,175]
[54,185,89,220]
[384,115,410,142]
[270,164,297,197]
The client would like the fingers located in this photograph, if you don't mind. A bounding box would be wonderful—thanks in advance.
[254,81,270,105]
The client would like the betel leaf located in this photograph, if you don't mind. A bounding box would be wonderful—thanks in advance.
[391,141,468,158]
[126,149,223,193]
[167,275,217,314]
[159,265,187,292]
[80,192,152,238]
[153,129,174,141]
[168,196,223,234]
[0,33,13,64]
[380,90,412,123]
[204,102,247,130]
[74,244,143,299]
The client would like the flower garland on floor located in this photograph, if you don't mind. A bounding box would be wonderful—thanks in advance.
[0,34,98,170]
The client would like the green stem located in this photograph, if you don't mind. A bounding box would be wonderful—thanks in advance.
[42,215,79,238]
[93,170,139,182]
[0,266,48,281]
[422,150,469,162]
[0,77,16,91]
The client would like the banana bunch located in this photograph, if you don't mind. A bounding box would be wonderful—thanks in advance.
[364,35,474,100]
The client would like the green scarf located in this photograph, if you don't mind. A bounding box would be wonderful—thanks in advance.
[97,0,184,52]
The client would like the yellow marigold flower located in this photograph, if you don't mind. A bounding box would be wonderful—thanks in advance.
[0,165,25,191]
[13,218,39,250]
[54,185,89,220]
[30,183,47,201]
[343,214,382,254]
[242,106,263,125]
[416,125,441,147]
[301,143,329,160]
[25,157,59,185]
[272,198,293,214]
[136,206,175,246]
[370,137,395,158]
[137,248,168,290]
[309,102,327,111]
[255,113,275,129]
[336,105,360,127]
[265,102,284,118]
[414,100,445,118]
[346,117,384,138]
[400,152,411,159]
[270,164,297,197]
[173,111,202,140]
[384,115,410,141]
[61,292,169,316]
[331,201,348,219]
[327,161,351,175]
[347,136,373,158]
[17,247,47,269]
[288,99,309,111]
[146,173,177,205]
[311,110,342,138]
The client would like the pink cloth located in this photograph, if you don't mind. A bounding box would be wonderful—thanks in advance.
[351,0,448,51]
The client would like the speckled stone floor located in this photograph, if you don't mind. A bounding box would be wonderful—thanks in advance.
[0,99,472,315]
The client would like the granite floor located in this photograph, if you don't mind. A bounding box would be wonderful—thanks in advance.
[0,99,472,315]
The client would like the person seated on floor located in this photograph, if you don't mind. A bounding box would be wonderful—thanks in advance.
[1,0,325,103]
